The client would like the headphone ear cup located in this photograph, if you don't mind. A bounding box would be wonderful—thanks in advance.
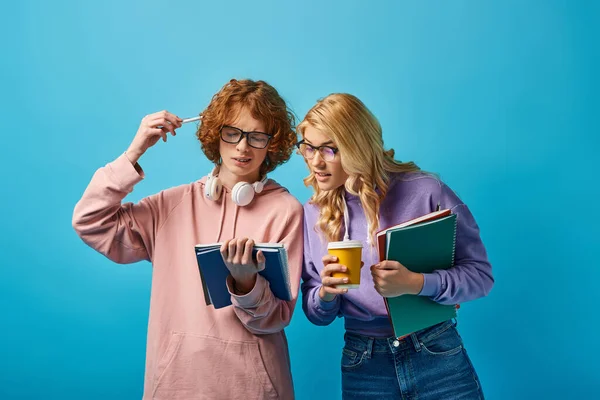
[253,180,265,194]
[231,182,255,207]
[204,175,212,199]
[212,177,223,201]
[205,175,222,201]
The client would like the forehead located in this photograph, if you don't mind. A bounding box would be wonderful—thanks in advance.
[226,106,266,132]
[303,125,333,145]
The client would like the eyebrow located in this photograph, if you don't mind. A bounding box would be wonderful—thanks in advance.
[225,125,268,133]
[304,138,335,146]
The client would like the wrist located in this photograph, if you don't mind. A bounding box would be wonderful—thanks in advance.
[319,286,337,302]
[125,148,142,165]
[232,274,257,295]
[409,272,425,295]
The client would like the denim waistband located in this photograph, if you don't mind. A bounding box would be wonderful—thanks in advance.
[344,317,395,338]
[343,319,456,354]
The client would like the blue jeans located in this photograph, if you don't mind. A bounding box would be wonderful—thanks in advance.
[341,320,484,400]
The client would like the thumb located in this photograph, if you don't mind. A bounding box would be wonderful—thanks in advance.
[256,250,266,272]
[379,260,402,270]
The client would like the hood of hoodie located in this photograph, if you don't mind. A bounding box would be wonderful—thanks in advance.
[198,176,289,242]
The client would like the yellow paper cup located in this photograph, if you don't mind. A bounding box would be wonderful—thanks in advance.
[327,240,363,289]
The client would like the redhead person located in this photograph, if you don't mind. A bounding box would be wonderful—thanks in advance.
[72,79,303,399]
[298,93,494,399]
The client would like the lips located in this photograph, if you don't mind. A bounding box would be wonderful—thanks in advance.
[314,171,331,182]
[231,157,253,168]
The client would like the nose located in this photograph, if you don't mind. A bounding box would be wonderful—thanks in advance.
[236,134,250,152]
[310,151,325,168]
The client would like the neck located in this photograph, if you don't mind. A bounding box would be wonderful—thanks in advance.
[217,165,261,189]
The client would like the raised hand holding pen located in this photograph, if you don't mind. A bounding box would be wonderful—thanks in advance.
[124,111,201,165]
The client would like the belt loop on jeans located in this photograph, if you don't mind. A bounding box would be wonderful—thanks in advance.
[410,333,421,352]
[365,337,374,358]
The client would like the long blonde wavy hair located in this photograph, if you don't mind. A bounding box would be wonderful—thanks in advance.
[297,93,421,244]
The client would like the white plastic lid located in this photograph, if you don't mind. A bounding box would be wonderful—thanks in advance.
[327,240,363,249]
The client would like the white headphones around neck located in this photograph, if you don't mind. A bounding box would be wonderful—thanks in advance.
[204,167,268,207]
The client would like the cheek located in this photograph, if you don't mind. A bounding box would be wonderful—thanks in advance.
[332,164,349,183]
[254,149,269,164]
[218,141,228,158]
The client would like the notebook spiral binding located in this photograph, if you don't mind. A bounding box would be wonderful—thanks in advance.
[450,215,458,266]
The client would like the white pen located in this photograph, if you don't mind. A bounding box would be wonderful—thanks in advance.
[158,115,201,129]
[182,116,202,124]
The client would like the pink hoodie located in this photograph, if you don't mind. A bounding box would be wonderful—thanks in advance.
[72,154,303,399]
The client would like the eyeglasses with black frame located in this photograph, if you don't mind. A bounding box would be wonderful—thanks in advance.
[220,126,272,149]
[296,141,339,161]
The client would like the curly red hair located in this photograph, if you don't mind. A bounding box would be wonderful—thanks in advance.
[196,79,296,176]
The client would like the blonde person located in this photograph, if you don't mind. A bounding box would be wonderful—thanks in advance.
[73,79,303,399]
[298,93,493,399]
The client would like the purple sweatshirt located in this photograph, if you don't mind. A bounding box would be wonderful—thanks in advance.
[301,172,494,337]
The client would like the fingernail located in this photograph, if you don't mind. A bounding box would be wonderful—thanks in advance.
[343,278,348,283]
[343,289,348,293]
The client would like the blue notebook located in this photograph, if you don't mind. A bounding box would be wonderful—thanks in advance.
[194,243,291,309]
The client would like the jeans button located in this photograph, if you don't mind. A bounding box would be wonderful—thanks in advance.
[393,340,400,348]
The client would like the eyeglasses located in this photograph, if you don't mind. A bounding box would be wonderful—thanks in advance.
[220,126,272,149]
[296,141,339,162]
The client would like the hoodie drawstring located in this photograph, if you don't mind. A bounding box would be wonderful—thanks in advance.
[342,192,372,246]
[214,189,242,242]
[215,195,226,242]
[342,195,350,241]
[232,203,239,239]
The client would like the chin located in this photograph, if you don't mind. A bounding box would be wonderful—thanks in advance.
[228,163,261,179]
[316,182,335,191]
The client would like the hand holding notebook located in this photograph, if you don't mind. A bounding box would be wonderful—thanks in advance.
[219,238,267,294]
[195,242,292,309]
[371,259,426,298]
[377,209,459,338]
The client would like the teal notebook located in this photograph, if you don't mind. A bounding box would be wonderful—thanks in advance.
[383,213,458,338]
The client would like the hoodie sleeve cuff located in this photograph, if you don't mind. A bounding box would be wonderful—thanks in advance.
[313,288,341,312]
[227,274,268,309]
[419,273,441,297]
[108,153,145,191]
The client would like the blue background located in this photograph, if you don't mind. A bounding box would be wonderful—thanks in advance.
[1,1,598,399]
